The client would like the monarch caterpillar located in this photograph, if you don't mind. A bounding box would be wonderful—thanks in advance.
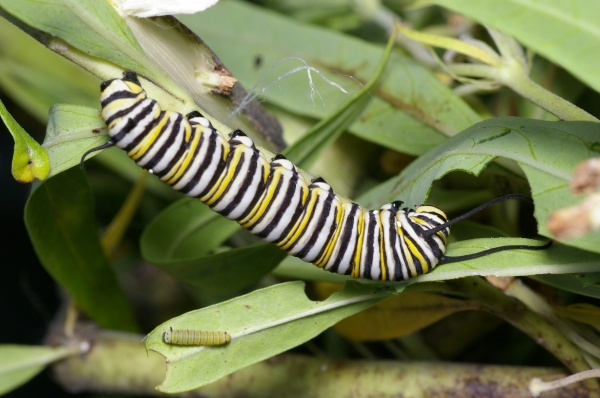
[82,71,549,281]
[163,327,231,346]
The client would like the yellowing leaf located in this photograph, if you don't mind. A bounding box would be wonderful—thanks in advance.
[336,291,477,341]
[555,303,600,331]
[311,283,478,341]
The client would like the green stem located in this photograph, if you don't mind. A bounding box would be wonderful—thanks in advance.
[51,327,588,397]
[505,280,600,360]
[450,62,599,122]
[445,277,600,397]
[502,69,599,122]
[488,28,597,122]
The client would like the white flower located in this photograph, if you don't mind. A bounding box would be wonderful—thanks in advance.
[119,0,219,17]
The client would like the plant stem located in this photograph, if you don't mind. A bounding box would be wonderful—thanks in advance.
[506,279,600,360]
[445,277,600,397]
[51,326,588,397]
[450,62,599,123]
[503,70,599,122]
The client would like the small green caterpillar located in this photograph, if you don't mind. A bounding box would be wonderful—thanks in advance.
[162,327,231,346]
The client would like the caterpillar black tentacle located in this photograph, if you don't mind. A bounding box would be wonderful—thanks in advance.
[79,139,115,169]
[163,327,231,346]
[86,71,549,281]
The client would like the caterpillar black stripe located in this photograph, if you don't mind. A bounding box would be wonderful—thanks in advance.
[163,327,231,346]
[82,71,550,281]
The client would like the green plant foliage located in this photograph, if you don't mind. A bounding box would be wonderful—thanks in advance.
[0,0,152,78]
[142,199,287,293]
[155,244,287,294]
[145,281,385,392]
[142,198,240,261]
[282,29,394,168]
[425,238,600,282]
[1,98,49,182]
[0,17,98,121]
[0,345,78,395]
[359,117,600,253]
[179,1,482,156]
[24,168,138,331]
[424,0,600,94]
[2,0,600,396]
[44,104,107,177]
[361,118,600,205]
[534,274,600,300]
[331,291,480,341]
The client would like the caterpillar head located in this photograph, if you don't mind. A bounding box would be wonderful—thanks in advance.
[100,72,147,128]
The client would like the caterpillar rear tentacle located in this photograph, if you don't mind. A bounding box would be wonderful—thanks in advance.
[84,71,550,281]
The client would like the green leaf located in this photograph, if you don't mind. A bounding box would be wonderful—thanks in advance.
[141,198,286,293]
[358,117,600,254]
[179,1,481,155]
[283,29,395,168]
[0,0,152,78]
[44,104,107,177]
[0,17,98,121]
[146,281,384,393]
[141,198,239,261]
[0,345,77,396]
[425,0,600,94]
[417,238,600,283]
[534,274,600,299]
[24,168,138,331]
[155,244,287,294]
[0,1,198,125]
[274,238,600,284]
[0,98,49,183]
[141,199,287,293]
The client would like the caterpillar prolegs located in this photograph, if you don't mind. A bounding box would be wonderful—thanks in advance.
[82,71,549,281]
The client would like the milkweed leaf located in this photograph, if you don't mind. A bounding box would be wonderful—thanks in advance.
[0,345,77,396]
[359,117,600,254]
[0,0,152,78]
[146,281,385,393]
[24,168,138,331]
[180,1,481,156]
[141,199,285,293]
[44,104,107,177]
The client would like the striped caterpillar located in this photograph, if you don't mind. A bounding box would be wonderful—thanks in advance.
[81,71,549,281]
